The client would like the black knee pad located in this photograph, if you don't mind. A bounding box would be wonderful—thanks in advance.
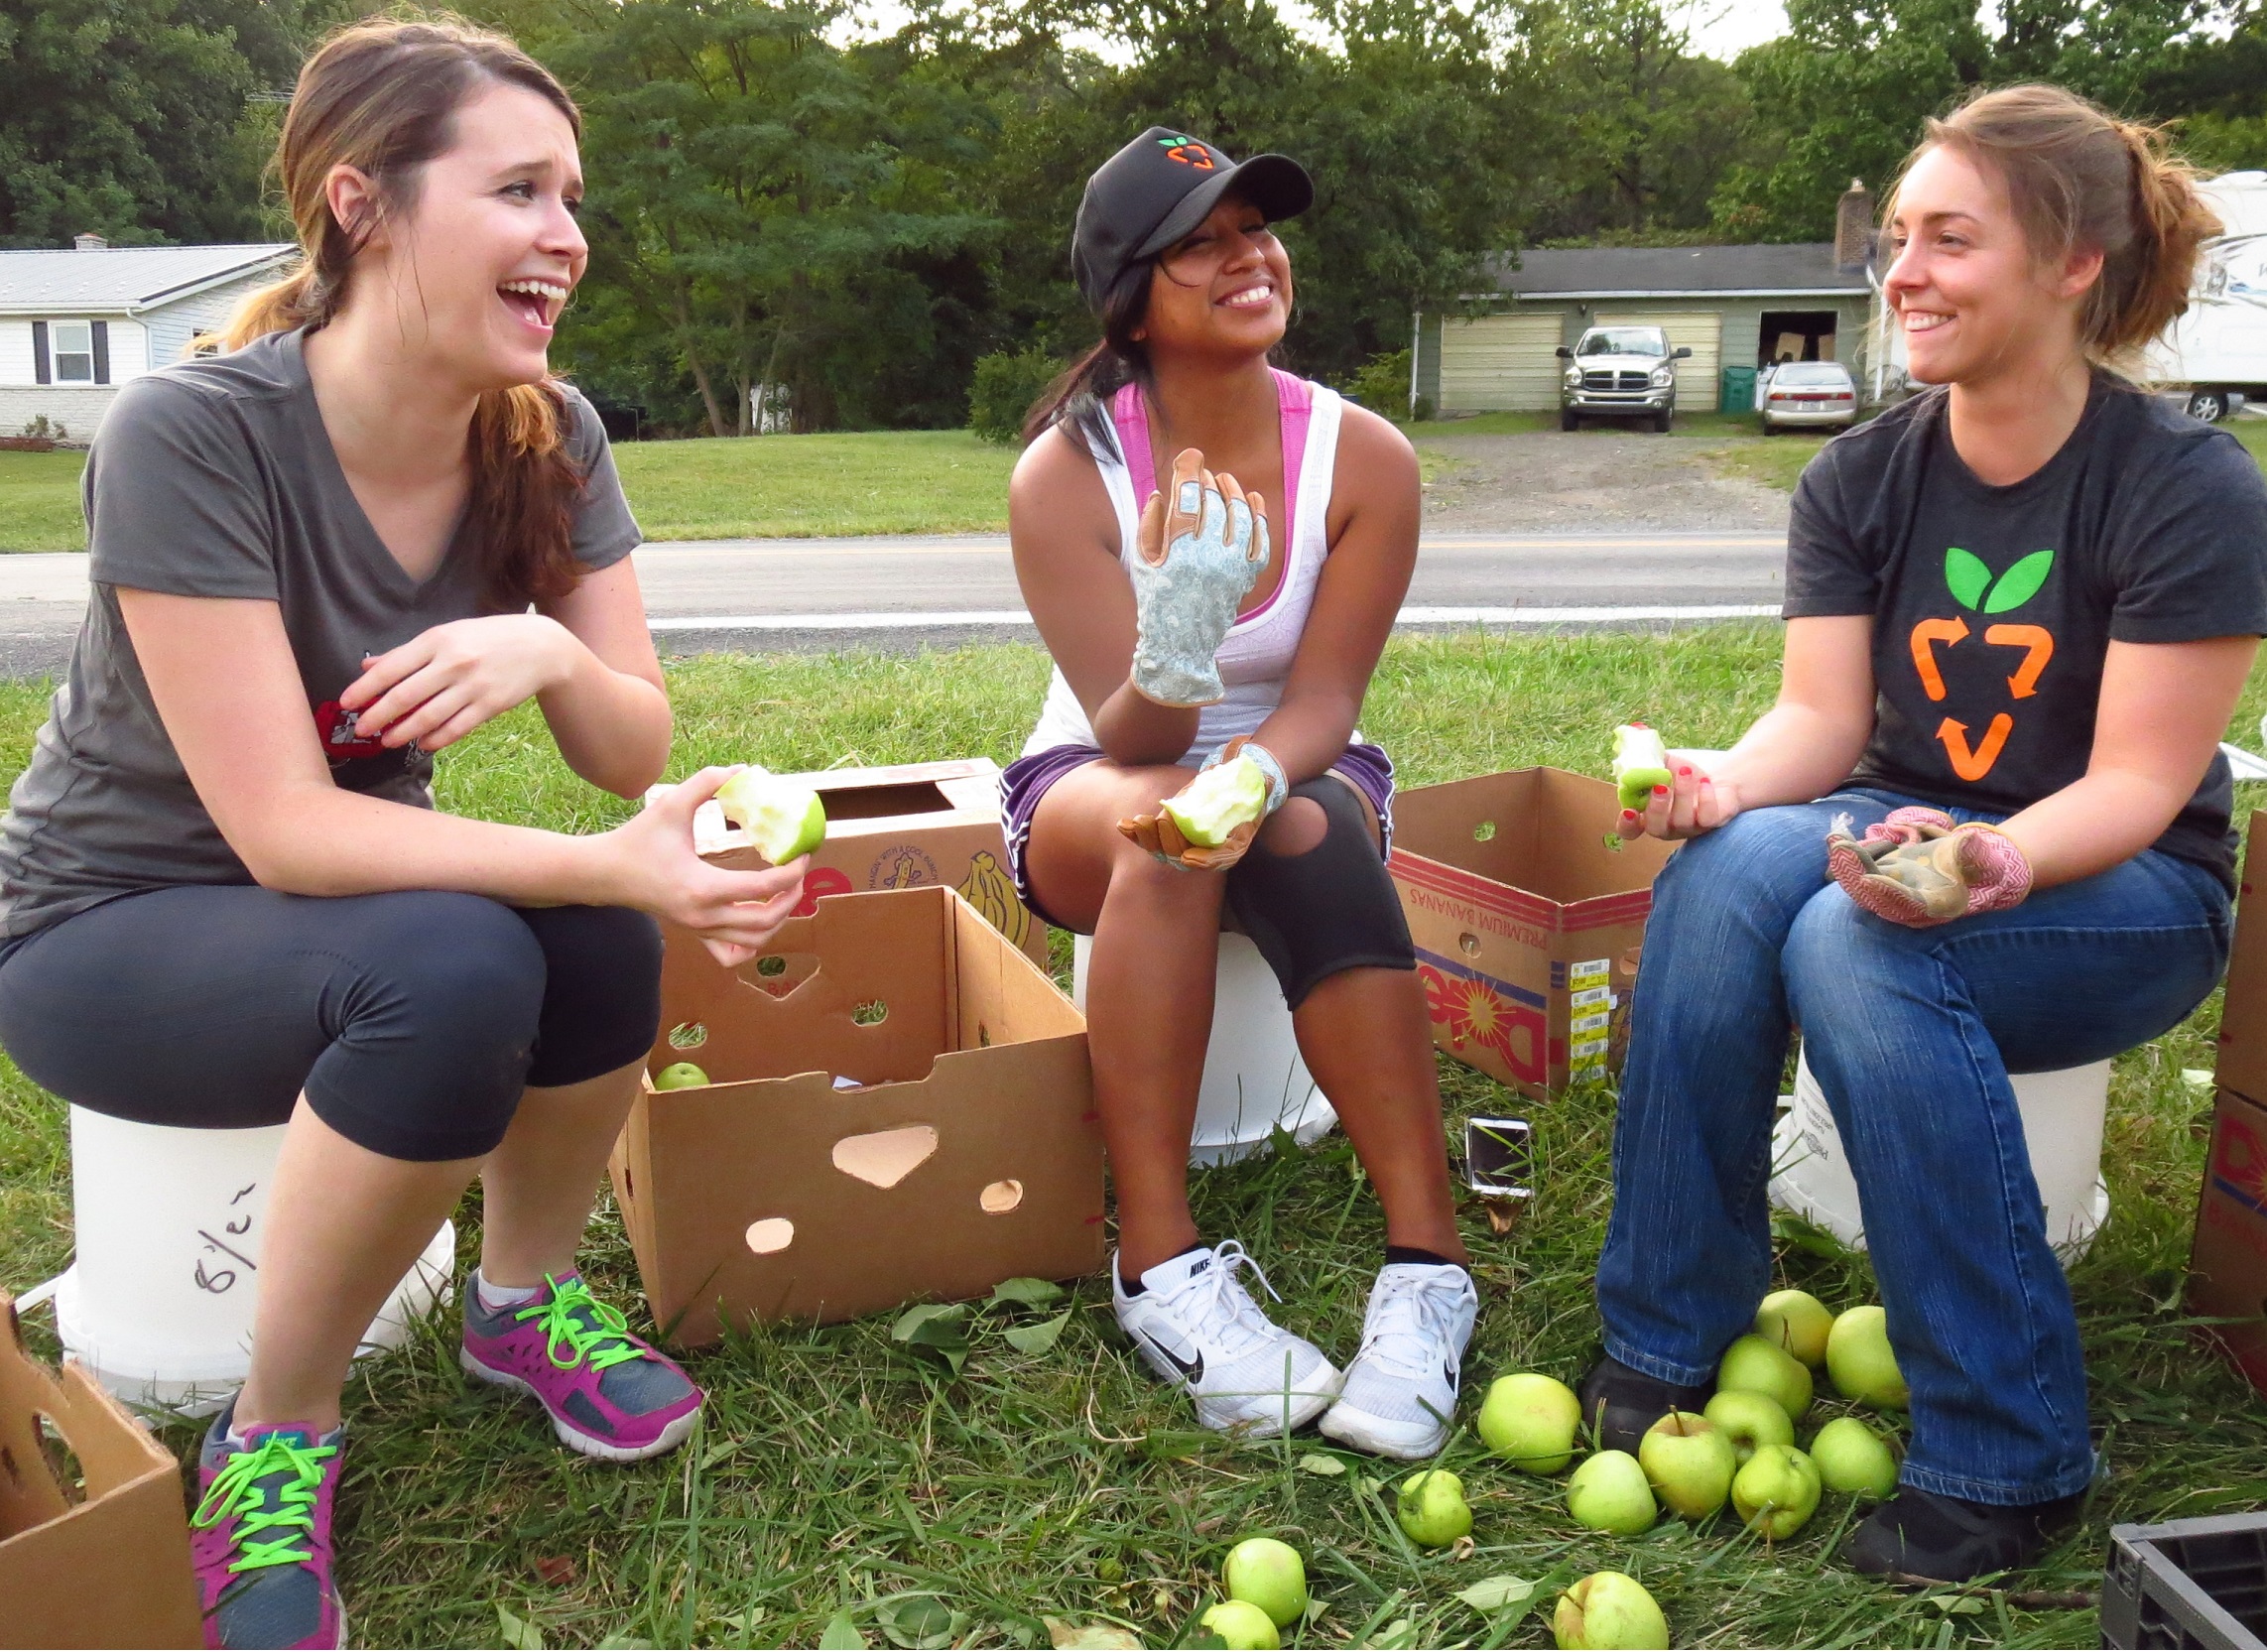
[1224,777,1416,1009]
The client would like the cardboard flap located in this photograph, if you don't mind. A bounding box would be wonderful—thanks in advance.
[655,888,953,1086]
[1391,768,1674,910]
[949,899,1082,1048]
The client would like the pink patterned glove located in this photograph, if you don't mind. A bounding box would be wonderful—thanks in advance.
[1826,806,2033,928]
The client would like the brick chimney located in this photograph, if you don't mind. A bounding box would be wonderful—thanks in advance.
[1833,180,1874,271]
[73,232,107,251]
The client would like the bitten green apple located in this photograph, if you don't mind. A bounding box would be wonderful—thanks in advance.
[1199,1599,1280,1651]
[1553,1571,1670,1651]
[1567,1450,1658,1535]
[652,1062,710,1090]
[1221,1538,1307,1630]
[1729,1444,1822,1539]
[1716,1334,1813,1420]
[1638,1411,1736,1520]
[1753,1289,1833,1366]
[1701,1389,1794,1464]
[1478,1372,1583,1472]
[1826,1306,1909,1409]
[1164,755,1270,847]
[1396,1469,1472,1547]
[714,766,827,866]
[1809,1417,1899,1499]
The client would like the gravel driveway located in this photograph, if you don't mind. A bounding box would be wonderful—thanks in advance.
[1415,428,1793,534]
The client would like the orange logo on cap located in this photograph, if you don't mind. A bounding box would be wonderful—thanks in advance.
[1158,135,1216,169]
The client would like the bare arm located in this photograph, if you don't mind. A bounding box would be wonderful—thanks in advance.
[1010,428,1202,766]
[1997,635,2257,886]
[118,590,801,959]
[338,556,671,800]
[1633,614,1876,837]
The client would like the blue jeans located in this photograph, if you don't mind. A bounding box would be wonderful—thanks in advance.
[1596,790,2231,1504]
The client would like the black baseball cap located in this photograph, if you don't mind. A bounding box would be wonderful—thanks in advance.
[1071,127,1314,312]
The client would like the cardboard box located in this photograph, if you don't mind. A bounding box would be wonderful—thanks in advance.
[2213,809,2267,1106]
[685,758,1047,967]
[1388,768,1678,1097]
[2190,1084,2267,1396]
[0,1296,202,1648]
[609,886,1103,1345]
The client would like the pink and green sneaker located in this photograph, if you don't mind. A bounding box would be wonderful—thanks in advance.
[460,1271,701,1461]
[190,1404,345,1650]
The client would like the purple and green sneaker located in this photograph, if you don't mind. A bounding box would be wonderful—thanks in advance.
[460,1272,702,1461]
[190,1403,345,1650]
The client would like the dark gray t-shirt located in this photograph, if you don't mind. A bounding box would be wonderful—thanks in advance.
[0,327,641,938]
[1784,377,2267,891]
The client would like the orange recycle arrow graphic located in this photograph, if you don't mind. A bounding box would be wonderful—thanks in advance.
[1937,713,2014,781]
[1909,616,1968,702]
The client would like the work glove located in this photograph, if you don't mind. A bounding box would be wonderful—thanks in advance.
[1117,737,1286,872]
[1826,807,2033,928]
[1127,448,1269,707]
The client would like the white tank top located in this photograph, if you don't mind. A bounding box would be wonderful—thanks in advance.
[1022,370,1344,761]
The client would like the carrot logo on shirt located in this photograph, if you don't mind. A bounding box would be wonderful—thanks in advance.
[1907,547,2057,782]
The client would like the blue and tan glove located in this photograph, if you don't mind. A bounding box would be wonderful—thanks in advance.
[1117,737,1287,871]
[1127,448,1269,707]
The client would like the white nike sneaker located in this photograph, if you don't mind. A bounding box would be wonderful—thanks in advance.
[1319,1262,1480,1459]
[1112,1241,1341,1437]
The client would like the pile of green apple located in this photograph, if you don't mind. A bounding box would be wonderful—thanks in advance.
[1477,1288,1908,1550]
[1199,1536,1309,1649]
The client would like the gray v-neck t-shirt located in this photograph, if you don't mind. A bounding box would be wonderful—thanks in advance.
[0,327,641,939]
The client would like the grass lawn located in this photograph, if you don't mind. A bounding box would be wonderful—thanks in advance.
[4,626,2265,1648]
[0,448,90,552]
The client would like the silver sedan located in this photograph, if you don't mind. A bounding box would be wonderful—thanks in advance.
[1760,361,1860,432]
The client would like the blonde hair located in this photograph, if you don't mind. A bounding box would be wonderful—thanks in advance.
[1893,83,2222,366]
[217,14,587,604]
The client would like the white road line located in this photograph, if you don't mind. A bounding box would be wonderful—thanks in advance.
[647,603,1780,633]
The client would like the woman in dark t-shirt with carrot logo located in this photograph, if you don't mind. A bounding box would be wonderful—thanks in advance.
[1586,84,2267,1584]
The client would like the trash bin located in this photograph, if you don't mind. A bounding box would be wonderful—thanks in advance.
[1721,365,1758,416]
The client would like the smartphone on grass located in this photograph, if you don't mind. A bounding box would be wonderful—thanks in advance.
[1464,1116,1533,1200]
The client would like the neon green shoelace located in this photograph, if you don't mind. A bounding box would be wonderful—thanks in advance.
[520,1275,648,1374]
[192,1433,336,1575]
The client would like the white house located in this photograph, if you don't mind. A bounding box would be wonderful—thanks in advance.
[0,237,297,440]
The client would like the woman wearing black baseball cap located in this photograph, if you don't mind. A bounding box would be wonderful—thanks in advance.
[998,128,1476,1458]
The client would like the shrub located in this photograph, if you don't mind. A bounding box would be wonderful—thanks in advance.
[968,348,1064,445]
[1345,349,1416,420]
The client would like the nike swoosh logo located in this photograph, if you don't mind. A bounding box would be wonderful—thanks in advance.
[1144,1332,1204,1384]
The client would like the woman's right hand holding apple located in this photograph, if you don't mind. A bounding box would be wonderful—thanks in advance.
[601,766,806,965]
[1621,753,1746,841]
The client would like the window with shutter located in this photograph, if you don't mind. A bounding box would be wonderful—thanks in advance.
[51,320,95,383]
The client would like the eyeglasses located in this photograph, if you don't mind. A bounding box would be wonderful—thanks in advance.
[1159,221,1280,288]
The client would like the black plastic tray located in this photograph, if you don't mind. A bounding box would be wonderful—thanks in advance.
[2103,1513,2267,1649]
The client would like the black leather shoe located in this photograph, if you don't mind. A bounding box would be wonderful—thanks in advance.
[1842,1486,2084,1584]
[1576,1355,1711,1454]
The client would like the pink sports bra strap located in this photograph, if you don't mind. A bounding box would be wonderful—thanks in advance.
[1112,372,1310,555]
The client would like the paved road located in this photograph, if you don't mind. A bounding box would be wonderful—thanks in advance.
[0,530,1786,677]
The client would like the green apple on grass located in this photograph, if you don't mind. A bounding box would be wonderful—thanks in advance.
[1396,1469,1472,1547]
[713,766,827,865]
[1729,1444,1822,1539]
[1164,755,1270,847]
[1638,1411,1736,1520]
[1199,1598,1280,1650]
[1221,1538,1307,1630]
[1810,1417,1900,1498]
[652,1062,710,1090]
[1753,1289,1833,1366]
[1701,1389,1794,1464]
[1478,1372,1583,1472]
[1554,1571,1670,1651]
[1826,1306,1909,1409]
[1567,1450,1657,1535]
[1716,1334,1813,1421]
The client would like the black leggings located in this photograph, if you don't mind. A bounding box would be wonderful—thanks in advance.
[0,886,662,1162]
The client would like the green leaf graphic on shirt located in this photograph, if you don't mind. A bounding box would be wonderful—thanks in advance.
[1945,548,1992,609]
[1983,549,2056,612]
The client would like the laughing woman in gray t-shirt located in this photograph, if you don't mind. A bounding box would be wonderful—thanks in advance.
[0,22,803,1648]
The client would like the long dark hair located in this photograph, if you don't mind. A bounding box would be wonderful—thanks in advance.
[1020,260,1157,454]
[216,14,589,606]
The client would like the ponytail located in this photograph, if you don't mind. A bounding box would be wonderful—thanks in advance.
[1021,260,1157,451]
[1900,84,2222,366]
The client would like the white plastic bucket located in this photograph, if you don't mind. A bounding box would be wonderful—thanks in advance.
[53,1107,455,1416]
[1072,932,1338,1166]
[1769,1044,2111,1261]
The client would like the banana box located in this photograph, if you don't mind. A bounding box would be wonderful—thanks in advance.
[654,757,1047,967]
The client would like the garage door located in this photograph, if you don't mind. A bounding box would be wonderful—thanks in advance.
[1438,313,1565,413]
[1596,312,1722,410]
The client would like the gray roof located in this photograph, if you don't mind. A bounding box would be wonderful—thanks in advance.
[1483,242,1870,298]
[0,244,298,316]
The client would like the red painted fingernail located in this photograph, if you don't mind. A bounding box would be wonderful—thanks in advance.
[1678,766,1692,776]
[1654,784,1669,796]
